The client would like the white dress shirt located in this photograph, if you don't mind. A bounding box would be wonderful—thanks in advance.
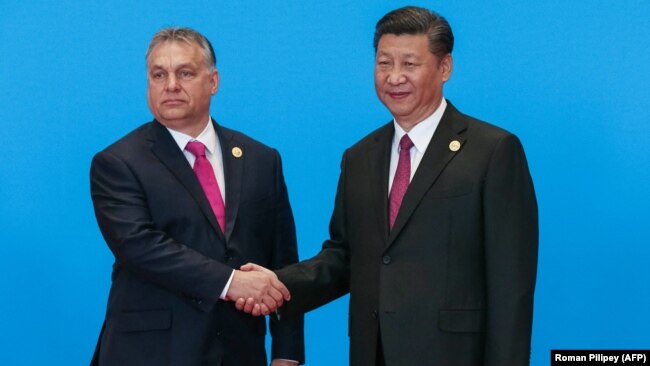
[388,98,447,194]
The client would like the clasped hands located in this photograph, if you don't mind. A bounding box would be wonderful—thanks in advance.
[226,263,288,316]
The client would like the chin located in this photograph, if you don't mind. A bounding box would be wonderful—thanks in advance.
[160,111,187,120]
[386,107,413,118]
[383,101,412,114]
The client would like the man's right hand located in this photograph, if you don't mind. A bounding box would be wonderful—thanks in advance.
[226,263,290,316]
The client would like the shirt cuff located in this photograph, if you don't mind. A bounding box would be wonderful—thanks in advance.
[219,269,235,300]
[273,360,299,365]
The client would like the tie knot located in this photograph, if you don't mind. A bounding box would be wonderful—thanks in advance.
[185,141,206,157]
[399,134,414,151]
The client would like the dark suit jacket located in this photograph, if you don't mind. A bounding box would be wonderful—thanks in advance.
[277,102,538,365]
[90,120,304,366]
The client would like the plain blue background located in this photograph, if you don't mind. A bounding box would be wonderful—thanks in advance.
[1,1,648,365]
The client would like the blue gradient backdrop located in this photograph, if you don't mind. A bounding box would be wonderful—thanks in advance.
[1,1,648,365]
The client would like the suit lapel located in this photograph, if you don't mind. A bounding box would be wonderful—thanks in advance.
[386,103,468,247]
[147,120,225,240]
[215,122,243,243]
[367,123,394,244]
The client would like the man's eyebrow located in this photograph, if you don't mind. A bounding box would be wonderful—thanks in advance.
[376,51,419,59]
[399,52,420,59]
[148,62,197,70]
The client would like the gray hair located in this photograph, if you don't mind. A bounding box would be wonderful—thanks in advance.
[145,27,217,71]
[373,6,454,58]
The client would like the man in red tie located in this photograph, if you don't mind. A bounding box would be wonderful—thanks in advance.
[89,27,303,366]
[239,6,538,366]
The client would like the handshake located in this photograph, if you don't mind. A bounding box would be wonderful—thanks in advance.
[225,263,290,316]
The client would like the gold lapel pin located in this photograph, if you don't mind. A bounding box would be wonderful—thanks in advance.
[232,147,243,158]
[449,140,461,152]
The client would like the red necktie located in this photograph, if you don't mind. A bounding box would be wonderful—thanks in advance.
[389,134,414,229]
[185,141,226,232]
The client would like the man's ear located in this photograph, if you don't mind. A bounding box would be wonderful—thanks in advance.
[441,54,453,82]
[210,69,220,95]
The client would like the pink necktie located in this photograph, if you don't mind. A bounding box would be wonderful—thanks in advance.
[389,134,414,229]
[185,141,226,232]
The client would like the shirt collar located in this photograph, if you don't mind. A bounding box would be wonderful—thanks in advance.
[392,98,447,153]
[166,117,218,154]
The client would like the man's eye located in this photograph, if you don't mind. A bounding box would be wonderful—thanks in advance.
[180,71,194,79]
[152,72,165,80]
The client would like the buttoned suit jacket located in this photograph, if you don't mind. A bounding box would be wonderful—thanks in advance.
[276,102,538,366]
[90,120,304,366]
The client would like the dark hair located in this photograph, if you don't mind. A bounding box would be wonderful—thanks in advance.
[146,27,217,70]
[373,6,454,57]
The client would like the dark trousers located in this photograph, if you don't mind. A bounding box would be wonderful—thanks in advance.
[376,330,386,366]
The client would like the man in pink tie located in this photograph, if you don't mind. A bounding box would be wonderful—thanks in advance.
[90,27,303,366]
[238,6,538,366]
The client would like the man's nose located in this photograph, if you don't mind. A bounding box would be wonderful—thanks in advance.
[387,68,406,85]
[165,74,180,91]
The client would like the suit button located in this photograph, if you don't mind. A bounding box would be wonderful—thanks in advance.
[216,331,222,338]
[371,310,378,319]
[382,255,391,265]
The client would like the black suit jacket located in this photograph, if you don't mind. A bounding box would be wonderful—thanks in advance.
[277,102,538,365]
[90,120,304,366]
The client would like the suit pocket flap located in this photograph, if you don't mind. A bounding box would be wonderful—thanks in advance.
[116,309,171,332]
[438,309,485,333]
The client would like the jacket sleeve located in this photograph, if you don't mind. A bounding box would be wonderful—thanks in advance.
[482,134,538,365]
[90,150,233,312]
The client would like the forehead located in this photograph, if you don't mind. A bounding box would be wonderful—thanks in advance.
[147,41,203,68]
[376,34,430,56]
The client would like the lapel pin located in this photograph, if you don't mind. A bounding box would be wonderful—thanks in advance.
[449,140,461,152]
[232,147,243,158]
